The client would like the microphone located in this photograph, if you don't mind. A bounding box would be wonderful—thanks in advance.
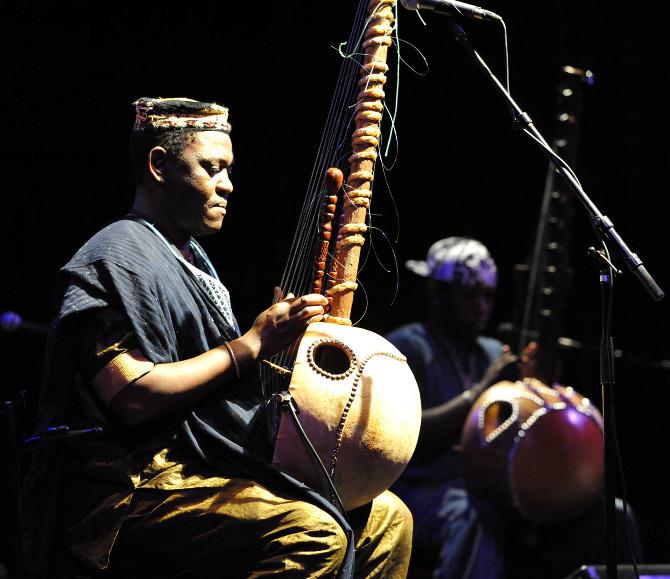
[400,0,502,22]
[1,311,48,335]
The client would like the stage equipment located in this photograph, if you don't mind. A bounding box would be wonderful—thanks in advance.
[400,0,501,22]
[563,565,670,579]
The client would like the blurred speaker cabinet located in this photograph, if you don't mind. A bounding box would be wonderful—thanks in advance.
[564,565,670,578]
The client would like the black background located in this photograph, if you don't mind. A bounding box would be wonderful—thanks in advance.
[2,0,669,567]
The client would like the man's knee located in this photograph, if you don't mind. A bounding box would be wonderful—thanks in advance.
[374,490,414,542]
[267,500,348,575]
[350,491,414,578]
[288,500,348,545]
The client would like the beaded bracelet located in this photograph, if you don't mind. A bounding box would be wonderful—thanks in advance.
[224,341,240,379]
[462,386,481,404]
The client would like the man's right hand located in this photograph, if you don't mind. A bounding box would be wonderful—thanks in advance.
[471,341,539,399]
[238,287,329,362]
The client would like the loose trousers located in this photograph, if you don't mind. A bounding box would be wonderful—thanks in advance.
[103,478,413,578]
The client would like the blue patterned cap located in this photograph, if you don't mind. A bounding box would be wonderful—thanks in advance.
[406,237,497,287]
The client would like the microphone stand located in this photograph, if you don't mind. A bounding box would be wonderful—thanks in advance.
[442,17,664,579]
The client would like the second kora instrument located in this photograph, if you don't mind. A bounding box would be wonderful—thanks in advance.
[460,378,604,522]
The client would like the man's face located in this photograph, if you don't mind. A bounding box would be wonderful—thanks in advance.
[161,131,234,239]
[430,280,495,337]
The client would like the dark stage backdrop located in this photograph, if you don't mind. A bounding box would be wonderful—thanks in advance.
[2,0,669,565]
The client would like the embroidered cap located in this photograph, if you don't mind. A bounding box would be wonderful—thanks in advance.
[406,237,497,288]
[132,97,231,133]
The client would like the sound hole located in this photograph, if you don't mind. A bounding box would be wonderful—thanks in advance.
[313,343,353,376]
[483,401,515,439]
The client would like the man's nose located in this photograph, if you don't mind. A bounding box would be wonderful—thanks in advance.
[216,172,233,195]
[474,296,492,313]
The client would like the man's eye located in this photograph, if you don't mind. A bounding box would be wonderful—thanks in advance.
[203,163,220,175]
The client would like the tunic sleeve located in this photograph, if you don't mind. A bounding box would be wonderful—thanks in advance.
[75,307,155,405]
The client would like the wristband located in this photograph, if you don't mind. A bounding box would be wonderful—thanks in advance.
[224,341,241,379]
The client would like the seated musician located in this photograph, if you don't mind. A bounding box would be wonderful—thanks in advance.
[385,236,640,579]
[23,97,412,578]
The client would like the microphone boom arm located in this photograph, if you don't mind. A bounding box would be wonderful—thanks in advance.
[445,19,663,302]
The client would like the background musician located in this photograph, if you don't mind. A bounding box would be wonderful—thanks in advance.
[22,97,412,578]
[385,236,640,579]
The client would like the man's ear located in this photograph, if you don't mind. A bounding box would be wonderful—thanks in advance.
[147,146,168,184]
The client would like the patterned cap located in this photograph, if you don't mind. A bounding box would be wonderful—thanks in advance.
[406,237,497,287]
[132,97,231,133]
